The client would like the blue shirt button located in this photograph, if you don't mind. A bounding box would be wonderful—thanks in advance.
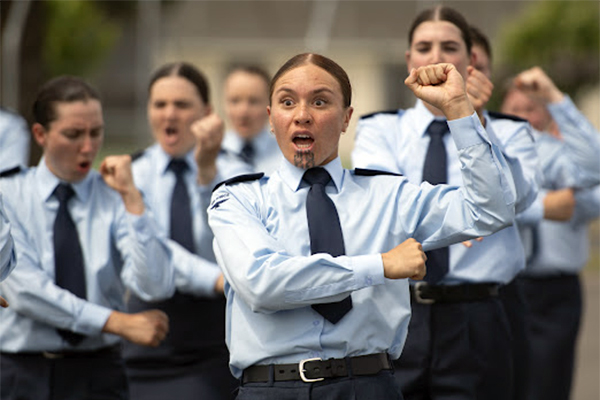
[313,320,320,326]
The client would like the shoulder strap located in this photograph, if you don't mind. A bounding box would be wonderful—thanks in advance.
[213,173,265,192]
[130,149,146,162]
[487,111,527,123]
[0,166,22,178]
[359,109,399,120]
[353,168,402,177]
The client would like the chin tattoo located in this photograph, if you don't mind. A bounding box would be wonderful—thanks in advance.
[294,152,315,169]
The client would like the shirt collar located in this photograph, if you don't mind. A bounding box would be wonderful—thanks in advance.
[414,100,445,138]
[155,144,197,175]
[225,125,271,154]
[278,156,344,192]
[35,157,93,203]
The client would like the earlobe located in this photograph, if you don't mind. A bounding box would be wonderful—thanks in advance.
[405,50,411,72]
[267,106,274,133]
[341,107,354,132]
[32,123,47,147]
[470,51,476,67]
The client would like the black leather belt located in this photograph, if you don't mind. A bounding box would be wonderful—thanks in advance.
[410,281,500,304]
[5,345,121,360]
[242,353,392,384]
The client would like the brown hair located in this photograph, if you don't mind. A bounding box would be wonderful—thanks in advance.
[408,6,472,54]
[33,76,100,129]
[469,25,492,62]
[269,53,352,108]
[149,62,210,104]
[226,64,271,88]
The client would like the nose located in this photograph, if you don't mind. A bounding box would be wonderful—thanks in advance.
[80,134,94,154]
[430,46,443,64]
[165,104,177,120]
[294,104,312,125]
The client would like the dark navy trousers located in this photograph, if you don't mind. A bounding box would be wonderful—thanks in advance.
[521,274,582,400]
[236,370,403,400]
[0,348,128,400]
[498,278,530,400]
[394,297,512,400]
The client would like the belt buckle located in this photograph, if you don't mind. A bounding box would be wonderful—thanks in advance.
[299,357,324,383]
[414,282,435,305]
[42,351,64,359]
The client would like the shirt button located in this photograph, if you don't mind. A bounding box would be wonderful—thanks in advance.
[366,276,373,285]
[313,320,320,326]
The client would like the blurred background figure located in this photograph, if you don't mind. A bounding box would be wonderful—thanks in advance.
[0,75,174,400]
[0,108,30,171]
[221,65,281,175]
[0,193,16,301]
[502,66,600,400]
[123,62,245,400]
[353,6,539,400]
[469,23,533,400]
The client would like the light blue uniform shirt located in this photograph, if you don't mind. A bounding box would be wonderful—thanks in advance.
[131,144,251,296]
[517,96,600,276]
[208,112,516,378]
[353,100,538,284]
[0,109,30,171]
[221,126,283,176]
[0,193,16,281]
[0,160,175,353]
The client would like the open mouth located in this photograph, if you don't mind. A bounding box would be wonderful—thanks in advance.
[166,127,178,136]
[292,134,314,150]
[78,161,91,172]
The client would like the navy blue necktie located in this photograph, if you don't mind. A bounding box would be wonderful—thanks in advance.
[169,159,195,253]
[239,141,255,166]
[422,120,450,284]
[53,183,87,345]
[303,167,352,324]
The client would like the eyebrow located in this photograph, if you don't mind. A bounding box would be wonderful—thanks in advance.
[274,87,335,96]
[414,39,462,46]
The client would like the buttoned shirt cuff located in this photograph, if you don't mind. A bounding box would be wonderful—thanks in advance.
[447,112,487,149]
[76,302,113,335]
[175,255,222,297]
[352,254,385,287]
[516,191,545,226]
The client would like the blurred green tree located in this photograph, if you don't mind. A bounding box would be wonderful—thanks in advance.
[495,0,599,99]
[42,0,124,77]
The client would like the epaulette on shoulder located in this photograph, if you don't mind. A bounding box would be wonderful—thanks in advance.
[353,168,402,177]
[359,109,399,120]
[0,166,22,178]
[487,111,527,123]
[213,173,265,192]
[130,149,145,162]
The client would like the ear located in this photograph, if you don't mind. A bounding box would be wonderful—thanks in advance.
[341,106,354,133]
[469,49,477,67]
[267,106,274,133]
[32,123,47,148]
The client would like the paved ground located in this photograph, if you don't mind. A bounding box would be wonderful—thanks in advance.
[572,269,599,400]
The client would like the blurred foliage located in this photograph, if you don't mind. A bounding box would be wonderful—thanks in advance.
[493,0,599,103]
[42,1,123,77]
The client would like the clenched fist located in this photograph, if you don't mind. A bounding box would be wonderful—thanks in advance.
[191,113,225,185]
[100,155,144,215]
[103,309,169,347]
[405,63,474,121]
[513,67,564,105]
[466,65,493,123]
[381,238,427,280]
